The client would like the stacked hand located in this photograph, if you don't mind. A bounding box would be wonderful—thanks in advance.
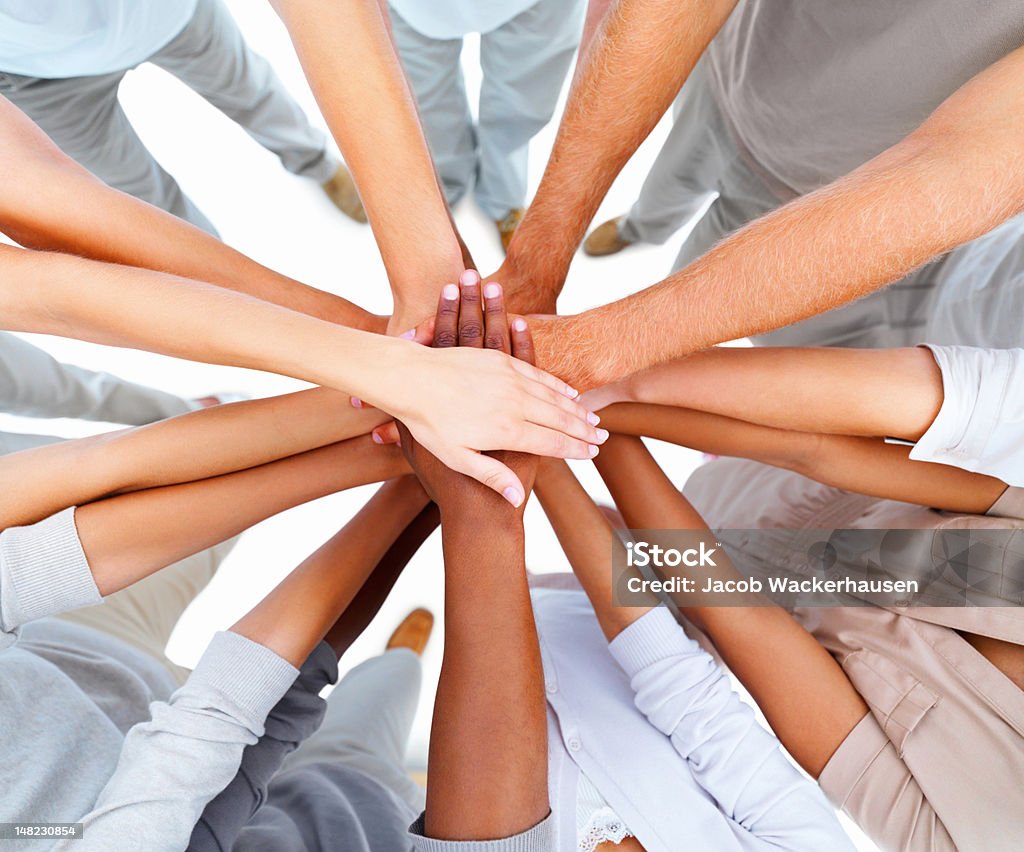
[394,275,547,510]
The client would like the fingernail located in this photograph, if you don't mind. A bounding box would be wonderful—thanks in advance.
[350,396,362,408]
[595,428,610,443]
[502,486,524,507]
[564,385,580,398]
[587,411,601,426]
[372,431,383,444]
[589,444,600,458]
[512,317,527,332]
[443,284,459,300]
[484,283,501,299]
[460,269,480,286]
[399,328,416,340]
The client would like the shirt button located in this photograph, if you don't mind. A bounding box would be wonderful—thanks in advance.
[546,682,558,694]
[568,737,582,752]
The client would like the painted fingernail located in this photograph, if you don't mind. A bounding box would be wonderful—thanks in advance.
[595,428,610,443]
[460,269,480,286]
[443,284,459,300]
[372,431,383,444]
[484,283,501,299]
[589,444,600,458]
[399,328,416,340]
[587,411,601,426]
[503,486,524,507]
[512,317,528,332]
[350,396,362,408]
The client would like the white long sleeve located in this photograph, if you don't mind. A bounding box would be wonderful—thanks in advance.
[58,630,298,852]
[609,608,853,852]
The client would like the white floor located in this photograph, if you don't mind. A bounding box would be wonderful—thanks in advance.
[0,2,874,848]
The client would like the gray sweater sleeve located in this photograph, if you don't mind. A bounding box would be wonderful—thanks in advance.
[189,641,337,851]
[0,507,100,650]
[408,812,554,852]
[57,631,299,852]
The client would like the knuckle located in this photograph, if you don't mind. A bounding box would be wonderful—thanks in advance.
[484,332,506,350]
[459,320,483,339]
[434,329,458,347]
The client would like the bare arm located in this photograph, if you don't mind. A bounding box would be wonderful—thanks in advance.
[0,96,381,332]
[598,402,1007,514]
[232,474,429,666]
[0,388,387,529]
[494,0,738,311]
[76,434,406,597]
[398,292,549,841]
[534,46,1024,386]
[584,346,945,440]
[594,435,868,778]
[270,0,465,328]
[0,245,602,501]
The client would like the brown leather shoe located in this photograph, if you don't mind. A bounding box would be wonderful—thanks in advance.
[584,216,632,257]
[495,207,525,252]
[322,164,368,224]
[386,608,434,656]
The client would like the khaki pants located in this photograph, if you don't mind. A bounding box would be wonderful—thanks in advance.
[55,539,236,685]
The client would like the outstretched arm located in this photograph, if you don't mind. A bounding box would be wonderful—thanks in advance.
[0,387,386,529]
[398,291,550,845]
[494,0,738,312]
[534,456,853,849]
[596,402,1007,514]
[531,45,1024,386]
[0,246,601,501]
[271,0,465,329]
[593,435,868,778]
[0,96,381,331]
[65,476,429,852]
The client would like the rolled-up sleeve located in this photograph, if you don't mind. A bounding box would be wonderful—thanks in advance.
[820,713,955,852]
[408,812,554,852]
[911,345,1024,486]
[0,507,100,649]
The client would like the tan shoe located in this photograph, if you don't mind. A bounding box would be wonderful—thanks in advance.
[322,164,368,224]
[583,216,632,257]
[386,607,434,656]
[495,207,525,252]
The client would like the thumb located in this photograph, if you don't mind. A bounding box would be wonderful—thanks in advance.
[455,450,526,508]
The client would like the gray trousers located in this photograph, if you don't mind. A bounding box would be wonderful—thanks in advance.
[281,647,426,813]
[0,0,336,237]
[390,0,585,220]
[0,332,193,455]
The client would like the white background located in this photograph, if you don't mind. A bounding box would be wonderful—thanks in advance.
[0,2,874,847]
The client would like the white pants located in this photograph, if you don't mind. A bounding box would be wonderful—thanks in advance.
[389,0,585,220]
[0,0,337,236]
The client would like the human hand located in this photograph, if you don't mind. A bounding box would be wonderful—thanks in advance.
[395,280,549,510]
[483,256,558,318]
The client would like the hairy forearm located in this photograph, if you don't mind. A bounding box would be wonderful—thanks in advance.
[271,0,464,321]
[539,49,1024,386]
[232,475,426,666]
[0,97,381,331]
[426,507,548,840]
[506,0,735,301]
[77,435,406,596]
